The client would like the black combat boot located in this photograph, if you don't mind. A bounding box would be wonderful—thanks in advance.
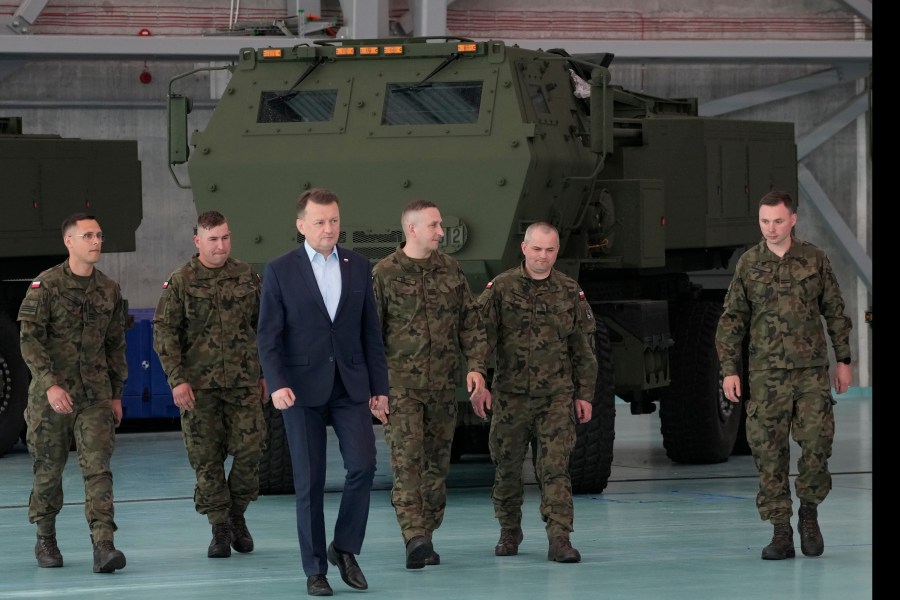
[495,526,524,556]
[229,513,254,553]
[424,530,440,566]
[35,534,63,568]
[548,536,581,563]
[798,505,824,557]
[208,522,232,558]
[761,523,795,560]
[92,538,126,573]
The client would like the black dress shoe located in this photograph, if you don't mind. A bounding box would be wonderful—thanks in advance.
[327,542,368,590]
[307,575,333,597]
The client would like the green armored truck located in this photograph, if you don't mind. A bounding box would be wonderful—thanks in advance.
[167,37,796,494]
[0,116,142,457]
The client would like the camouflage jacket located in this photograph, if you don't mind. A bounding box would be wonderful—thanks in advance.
[716,237,852,374]
[153,256,262,390]
[373,244,488,390]
[18,261,128,402]
[477,263,597,398]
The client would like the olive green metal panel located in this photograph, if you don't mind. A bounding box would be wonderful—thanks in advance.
[173,39,796,282]
[0,136,142,258]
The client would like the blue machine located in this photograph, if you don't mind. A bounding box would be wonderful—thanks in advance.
[122,309,178,419]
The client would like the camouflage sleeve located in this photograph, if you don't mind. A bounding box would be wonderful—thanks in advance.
[456,269,488,376]
[105,291,129,399]
[152,275,188,388]
[251,270,262,333]
[371,264,387,330]
[17,286,60,393]
[715,266,751,376]
[569,289,598,400]
[476,283,499,361]
[818,254,852,361]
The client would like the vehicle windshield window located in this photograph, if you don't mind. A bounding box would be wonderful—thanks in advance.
[257,90,338,123]
[382,81,482,125]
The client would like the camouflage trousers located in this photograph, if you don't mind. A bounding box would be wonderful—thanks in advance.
[747,366,835,524]
[489,391,577,539]
[383,387,456,543]
[181,387,266,525]
[25,394,118,541]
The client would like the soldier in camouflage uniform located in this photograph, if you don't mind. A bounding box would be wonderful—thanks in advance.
[372,199,489,569]
[716,190,853,561]
[18,213,128,573]
[475,222,597,564]
[153,211,268,559]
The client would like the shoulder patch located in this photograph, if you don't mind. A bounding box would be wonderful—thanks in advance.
[578,290,585,300]
[162,281,169,289]
[485,281,493,289]
[31,280,41,288]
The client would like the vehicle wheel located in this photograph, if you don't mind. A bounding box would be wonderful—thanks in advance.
[659,300,740,464]
[0,313,29,457]
[568,317,615,494]
[257,401,294,495]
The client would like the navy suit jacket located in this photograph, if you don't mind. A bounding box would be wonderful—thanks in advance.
[257,244,389,405]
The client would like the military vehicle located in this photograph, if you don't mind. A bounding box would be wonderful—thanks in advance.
[0,116,142,457]
[167,37,795,495]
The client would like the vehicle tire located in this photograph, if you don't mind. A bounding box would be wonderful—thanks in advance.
[659,300,740,464]
[0,313,29,457]
[568,317,616,494]
[257,401,294,495]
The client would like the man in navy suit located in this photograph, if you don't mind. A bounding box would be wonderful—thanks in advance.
[257,187,389,597]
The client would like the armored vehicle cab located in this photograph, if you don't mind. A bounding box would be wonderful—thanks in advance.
[168,37,797,494]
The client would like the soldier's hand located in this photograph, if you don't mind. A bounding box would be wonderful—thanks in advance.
[172,382,196,411]
[259,378,269,404]
[271,387,295,410]
[834,362,852,394]
[722,374,741,403]
[467,371,486,401]
[471,387,491,419]
[369,394,389,424]
[46,385,73,414]
[111,398,123,427]
[574,398,592,423]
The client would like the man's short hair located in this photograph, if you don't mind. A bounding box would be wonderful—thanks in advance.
[523,221,558,244]
[297,187,340,218]
[400,199,439,228]
[759,190,797,214]
[195,210,227,234]
[61,212,97,237]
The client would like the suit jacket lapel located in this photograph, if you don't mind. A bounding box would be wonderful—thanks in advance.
[295,246,331,320]
[334,246,351,321]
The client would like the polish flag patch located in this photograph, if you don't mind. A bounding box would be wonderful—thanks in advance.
[31,280,41,288]
[162,281,169,289]
[485,281,493,289]
[578,290,585,300]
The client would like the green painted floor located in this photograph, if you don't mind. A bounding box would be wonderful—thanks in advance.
[0,391,872,599]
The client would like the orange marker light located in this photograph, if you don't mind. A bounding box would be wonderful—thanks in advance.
[457,43,477,53]
[383,46,404,55]
[262,48,283,58]
[360,46,379,56]
[336,47,356,56]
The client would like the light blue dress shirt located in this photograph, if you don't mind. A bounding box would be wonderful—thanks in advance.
[305,242,341,321]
